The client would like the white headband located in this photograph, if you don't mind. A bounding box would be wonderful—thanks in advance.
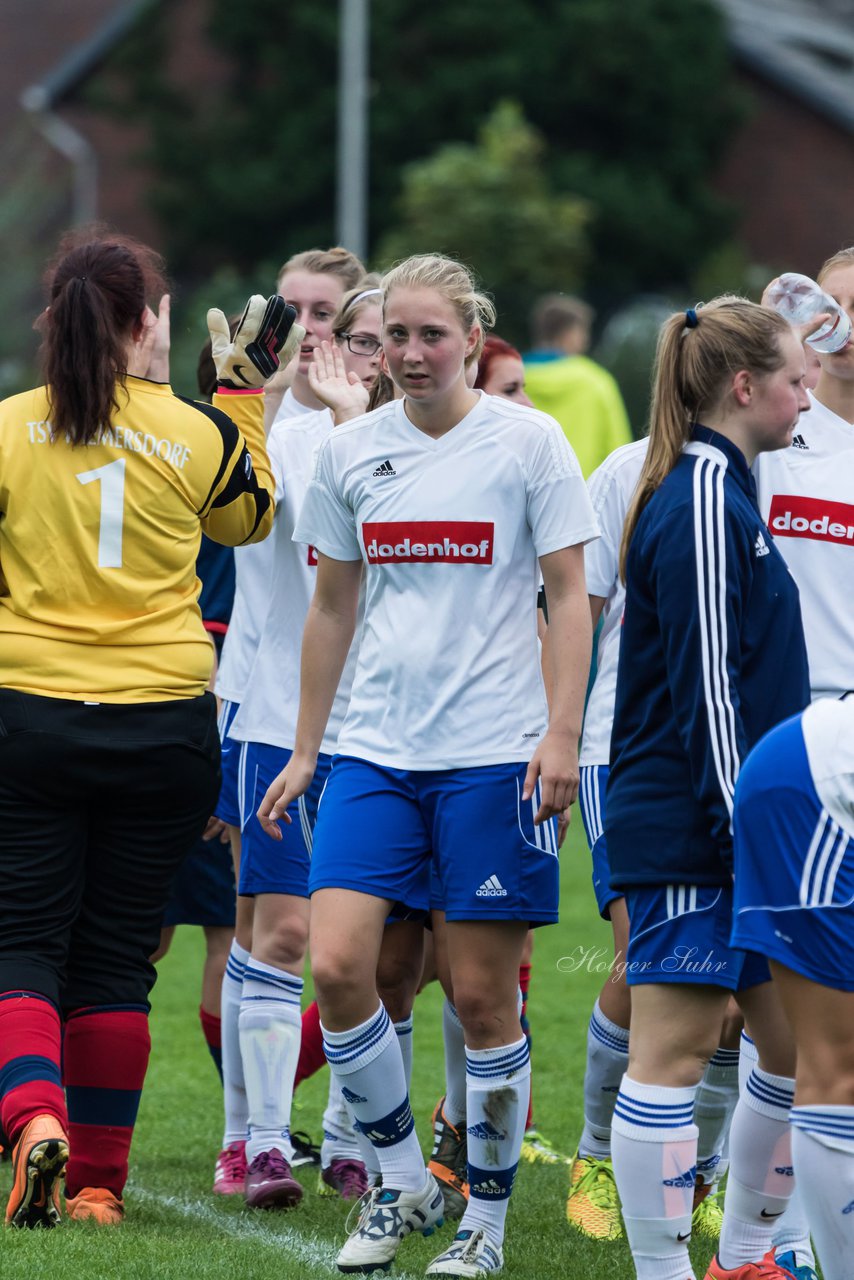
[350,287,383,307]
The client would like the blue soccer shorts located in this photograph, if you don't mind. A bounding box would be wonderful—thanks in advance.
[732,711,854,992]
[238,743,332,898]
[578,765,623,920]
[309,756,560,924]
[622,881,770,991]
[213,699,242,827]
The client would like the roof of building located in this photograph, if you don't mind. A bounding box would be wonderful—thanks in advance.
[715,0,854,133]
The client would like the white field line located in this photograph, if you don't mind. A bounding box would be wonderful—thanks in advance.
[130,1186,422,1280]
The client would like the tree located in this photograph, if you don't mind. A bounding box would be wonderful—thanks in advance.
[92,0,741,296]
[377,103,589,343]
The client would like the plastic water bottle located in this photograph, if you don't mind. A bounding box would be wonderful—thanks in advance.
[765,273,852,354]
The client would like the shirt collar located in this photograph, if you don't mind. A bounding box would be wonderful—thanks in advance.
[691,423,755,498]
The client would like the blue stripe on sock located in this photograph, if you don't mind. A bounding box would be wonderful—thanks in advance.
[323,1009,391,1066]
[708,1048,740,1066]
[0,1054,62,1098]
[746,1073,794,1111]
[66,1084,142,1128]
[465,1045,530,1078]
[354,1099,414,1147]
[468,1161,518,1201]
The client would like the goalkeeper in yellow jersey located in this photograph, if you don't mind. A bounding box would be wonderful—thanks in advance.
[0,226,301,1229]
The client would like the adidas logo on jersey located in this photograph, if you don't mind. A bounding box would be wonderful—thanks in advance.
[468,1120,506,1140]
[372,459,397,477]
[341,1086,368,1104]
[791,434,809,450]
[754,530,770,557]
[476,874,507,898]
[662,1167,696,1188]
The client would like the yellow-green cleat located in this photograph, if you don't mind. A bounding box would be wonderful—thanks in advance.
[565,1150,623,1241]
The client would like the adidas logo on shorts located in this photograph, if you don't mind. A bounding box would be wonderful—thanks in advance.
[476,874,507,898]
[372,459,396,477]
[468,1120,505,1140]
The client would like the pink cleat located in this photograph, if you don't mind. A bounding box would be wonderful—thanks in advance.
[212,1140,248,1195]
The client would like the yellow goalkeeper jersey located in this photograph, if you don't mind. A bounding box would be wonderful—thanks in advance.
[0,376,275,702]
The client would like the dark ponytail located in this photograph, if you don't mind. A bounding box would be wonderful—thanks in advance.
[38,227,168,445]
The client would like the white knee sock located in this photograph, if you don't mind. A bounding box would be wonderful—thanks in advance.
[771,1178,815,1268]
[695,1047,740,1189]
[322,1005,425,1191]
[790,1105,854,1280]
[321,1071,363,1166]
[611,1075,698,1280]
[221,938,250,1146]
[459,1037,530,1249]
[738,1030,758,1095]
[395,1015,414,1092]
[442,1000,467,1126]
[718,1067,795,1269]
[239,957,303,1162]
[579,998,630,1159]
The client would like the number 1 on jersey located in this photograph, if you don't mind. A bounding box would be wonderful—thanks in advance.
[76,458,126,568]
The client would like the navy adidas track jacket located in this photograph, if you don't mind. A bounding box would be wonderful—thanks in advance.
[606,426,810,888]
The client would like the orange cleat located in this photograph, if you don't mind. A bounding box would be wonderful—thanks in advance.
[5,1114,69,1228]
[65,1186,125,1225]
[703,1248,797,1280]
[427,1097,469,1221]
[565,1150,623,1241]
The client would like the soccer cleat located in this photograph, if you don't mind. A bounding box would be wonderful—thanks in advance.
[427,1097,469,1221]
[320,1158,370,1201]
[703,1248,798,1280]
[290,1130,321,1168]
[65,1187,124,1225]
[5,1114,69,1229]
[520,1126,570,1165]
[425,1228,504,1276]
[213,1139,248,1195]
[691,1184,725,1243]
[565,1150,623,1241]
[773,1253,818,1280]
[336,1173,444,1274]
[244,1148,303,1210]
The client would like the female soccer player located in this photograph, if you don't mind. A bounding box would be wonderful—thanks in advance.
[225,282,382,1209]
[731,696,854,1280]
[474,335,533,406]
[605,298,812,1280]
[259,253,598,1277]
[0,228,297,1227]
[213,247,364,1199]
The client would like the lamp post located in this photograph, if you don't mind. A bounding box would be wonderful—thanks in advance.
[336,0,369,260]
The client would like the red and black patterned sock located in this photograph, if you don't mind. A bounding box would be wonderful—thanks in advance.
[63,1004,150,1198]
[0,991,66,1144]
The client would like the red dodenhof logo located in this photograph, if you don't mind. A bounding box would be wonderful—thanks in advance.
[768,495,854,547]
[363,521,494,564]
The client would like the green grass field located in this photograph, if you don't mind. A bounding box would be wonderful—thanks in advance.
[0,820,731,1279]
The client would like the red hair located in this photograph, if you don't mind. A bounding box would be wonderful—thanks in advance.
[474,335,522,390]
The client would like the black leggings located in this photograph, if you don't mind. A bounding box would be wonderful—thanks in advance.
[0,689,220,1010]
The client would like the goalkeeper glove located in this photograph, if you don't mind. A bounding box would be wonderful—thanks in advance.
[207,294,304,390]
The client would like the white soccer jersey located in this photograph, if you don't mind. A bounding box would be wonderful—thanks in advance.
[294,392,599,770]
[215,388,313,704]
[579,439,648,768]
[754,392,854,700]
[802,696,854,836]
[230,408,359,754]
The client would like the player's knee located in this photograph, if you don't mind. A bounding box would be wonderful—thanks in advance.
[252,916,308,970]
[451,984,518,1044]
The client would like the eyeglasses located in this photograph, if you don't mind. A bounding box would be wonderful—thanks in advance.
[340,332,381,357]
